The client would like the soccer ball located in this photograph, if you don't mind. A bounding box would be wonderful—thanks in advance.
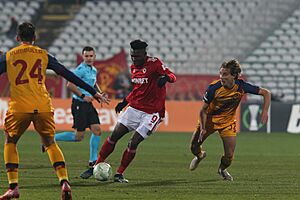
[93,162,112,181]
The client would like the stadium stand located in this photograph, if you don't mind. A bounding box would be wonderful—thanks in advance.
[243,2,300,102]
[1,0,300,101]
[0,1,42,52]
[48,0,300,73]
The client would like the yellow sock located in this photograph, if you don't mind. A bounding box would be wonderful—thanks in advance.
[4,143,19,184]
[46,143,68,182]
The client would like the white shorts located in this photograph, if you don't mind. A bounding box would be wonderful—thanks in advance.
[117,106,162,139]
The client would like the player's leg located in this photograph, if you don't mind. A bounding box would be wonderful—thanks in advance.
[114,112,161,183]
[87,106,101,165]
[55,99,87,142]
[189,120,214,171]
[95,122,129,164]
[217,122,237,181]
[114,132,144,183]
[55,130,84,141]
[80,123,101,179]
[95,106,141,164]
[33,112,71,199]
[89,124,101,163]
[0,112,32,199]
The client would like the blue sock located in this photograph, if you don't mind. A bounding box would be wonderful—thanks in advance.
[55,132,76,141]
[89,133,101,163]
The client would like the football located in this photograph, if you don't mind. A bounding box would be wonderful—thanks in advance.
[93,162,112,181]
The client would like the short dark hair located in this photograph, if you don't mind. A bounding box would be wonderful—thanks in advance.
[82,46,95,54]
[130,39,148,50]
[221,59,241,79]
[17,22,35,42]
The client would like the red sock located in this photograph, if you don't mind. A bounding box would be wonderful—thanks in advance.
[117,148,136,174]
[95,137,115,164]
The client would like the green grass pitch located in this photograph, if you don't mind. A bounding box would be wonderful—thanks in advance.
[0,131,299,200]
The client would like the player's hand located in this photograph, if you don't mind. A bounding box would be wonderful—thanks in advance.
[94,92,110,105]
[115,98,128,113]
[198,129,206,143]
[157,75,170,88]
[260,110,268,124]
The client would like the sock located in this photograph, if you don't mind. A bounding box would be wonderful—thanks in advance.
[117,148,136,174]
[60,179,69,186]
[55,132,76,141]
[95,137,116,164]
[9,183,18,190]
[4,143,19,185]
[89,134,101,163]
[219,156,233,170]
[46,143,68,182]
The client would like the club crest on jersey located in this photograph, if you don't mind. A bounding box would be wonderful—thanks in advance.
[133,68,147,74]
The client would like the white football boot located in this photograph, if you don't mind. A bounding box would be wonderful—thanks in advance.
[189,151,206,171]
[218,168,233,181]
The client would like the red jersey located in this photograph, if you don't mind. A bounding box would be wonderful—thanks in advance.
[126,56,176,117]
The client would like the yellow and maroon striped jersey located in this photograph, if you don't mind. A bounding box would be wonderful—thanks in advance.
[203,79,259,129]
[5,44,52,113]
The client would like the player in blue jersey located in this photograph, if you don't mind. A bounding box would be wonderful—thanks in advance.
[55,46,110,179]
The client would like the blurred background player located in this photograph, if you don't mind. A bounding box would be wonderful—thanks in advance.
[113,70,132,99]
[0,22,106,199]
[0,16,18,40]
[55,46,110,179]
[94,39,176,183]
[189,59,271,181]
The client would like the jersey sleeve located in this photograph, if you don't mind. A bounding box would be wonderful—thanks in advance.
[0,53,7,75]
[203,85,215,104]
[155,58,176,82]
[73,65,83,78]
[242,80,260,94]
[47,53,97,96]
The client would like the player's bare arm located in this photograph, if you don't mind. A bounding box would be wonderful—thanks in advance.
[94,83,110,105]
[258,87,271,124]
[198,102,209,142]
[67,82,94,103]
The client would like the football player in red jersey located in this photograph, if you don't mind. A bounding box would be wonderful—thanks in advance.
[95,39,176,183]
[189,59,271,181]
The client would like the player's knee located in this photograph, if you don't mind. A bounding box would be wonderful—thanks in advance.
[110,132,121,143]
[91,126,101,136]
[42,136,55,147]
[127,140,138,150]
[75,132,84,141]
[75,135,84,141]
[5,134,20,144]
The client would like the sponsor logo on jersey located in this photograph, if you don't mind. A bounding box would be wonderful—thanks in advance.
[131,77,148,84]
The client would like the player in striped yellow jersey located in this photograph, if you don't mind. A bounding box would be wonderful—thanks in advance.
[0,22,108,199]
[189,59,271,181]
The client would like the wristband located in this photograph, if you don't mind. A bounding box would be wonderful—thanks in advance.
[80,93,85,99]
